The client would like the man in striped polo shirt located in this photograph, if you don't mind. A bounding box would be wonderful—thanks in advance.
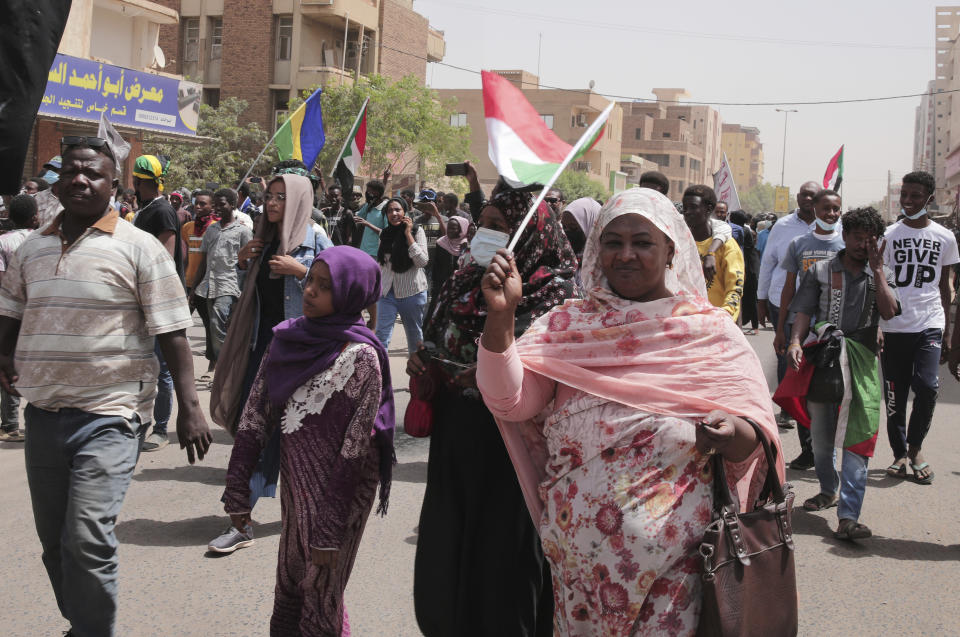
[0,139,213,637]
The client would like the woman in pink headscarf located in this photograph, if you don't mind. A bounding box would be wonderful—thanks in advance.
[476,188,784,636]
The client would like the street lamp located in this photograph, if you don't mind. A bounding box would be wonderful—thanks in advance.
[776,108,798,187]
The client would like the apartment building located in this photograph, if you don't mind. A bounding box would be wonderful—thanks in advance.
[435,71,624,193]
[914,79,936,174]
[935,6,960,202]
[721,124,764,192]
[26,0,198,184]
[619,89,722,199]
[153,0,445,132]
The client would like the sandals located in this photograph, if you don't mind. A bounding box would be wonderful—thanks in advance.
[834,518,872,541]
[0,429,24,442]
[910,462,934,485]
[885,459,908,478]
[802,493,838,511]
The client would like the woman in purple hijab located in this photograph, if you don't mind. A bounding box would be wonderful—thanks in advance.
[223,245,394,636]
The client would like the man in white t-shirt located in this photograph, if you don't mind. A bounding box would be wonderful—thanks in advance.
[881,171,958,485]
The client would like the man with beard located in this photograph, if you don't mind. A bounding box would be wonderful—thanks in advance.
[132,154,184,452]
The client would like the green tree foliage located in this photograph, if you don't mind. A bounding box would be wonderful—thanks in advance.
[739,182,779,215]
[150,98,271,190]
[287,75,472,184]
[553,170,612,203]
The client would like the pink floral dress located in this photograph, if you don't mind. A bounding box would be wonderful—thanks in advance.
[539,392,715,636]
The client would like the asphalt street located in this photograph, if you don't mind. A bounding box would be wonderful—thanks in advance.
[0,319,957,636]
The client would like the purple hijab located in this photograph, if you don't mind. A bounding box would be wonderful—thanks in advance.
[263,245,395,514]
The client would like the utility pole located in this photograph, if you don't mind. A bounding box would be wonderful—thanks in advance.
[775,108,797,187]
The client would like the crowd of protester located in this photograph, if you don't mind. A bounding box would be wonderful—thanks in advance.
[2,134,958,636]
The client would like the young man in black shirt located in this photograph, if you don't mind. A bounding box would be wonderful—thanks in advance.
[132,154,183,451]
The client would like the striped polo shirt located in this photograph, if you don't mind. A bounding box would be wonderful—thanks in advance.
[0,208,193,426]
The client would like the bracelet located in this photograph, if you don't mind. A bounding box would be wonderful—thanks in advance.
[787,343,802,351]
[706,251,717,257]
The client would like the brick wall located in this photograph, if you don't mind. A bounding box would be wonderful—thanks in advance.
[152,0,181,75]
[378,0,427,82]
[221,0,274,130]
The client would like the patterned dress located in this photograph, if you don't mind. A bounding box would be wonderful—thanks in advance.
[224,343,382,637]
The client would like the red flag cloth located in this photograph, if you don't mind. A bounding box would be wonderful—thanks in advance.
[772,358,815,428]
[822,145,844,190]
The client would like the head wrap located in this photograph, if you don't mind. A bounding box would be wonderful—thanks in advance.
[436,216,470,256]
[263,246,395,514]
[133,154,170,192]
[377,197,419,274]
[209,173,318,431]
[563,197,602,236]
[423,187,577,364]
[273,163,321,192]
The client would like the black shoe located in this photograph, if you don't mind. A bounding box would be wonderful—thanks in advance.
[789,450,815,470]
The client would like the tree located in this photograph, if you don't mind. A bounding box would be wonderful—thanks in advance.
[150,98,272,190]
[286,75,472,185]
[554,170,611,203]
[739,182,779,215]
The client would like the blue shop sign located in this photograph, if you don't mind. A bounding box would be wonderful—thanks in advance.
[39,53,201,136]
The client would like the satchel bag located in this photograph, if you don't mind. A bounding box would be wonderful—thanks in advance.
[805,331,844,404]
[696,418,797,637]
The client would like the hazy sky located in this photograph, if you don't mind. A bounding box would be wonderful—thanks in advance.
[416,0,943,207]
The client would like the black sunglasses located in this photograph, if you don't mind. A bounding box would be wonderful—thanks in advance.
[60,136,115,162]
[544,197,559,204]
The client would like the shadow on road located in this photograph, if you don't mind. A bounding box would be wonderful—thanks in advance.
[116,514,281,547]
[791,511,959,560]
[787,468,914,490]
[134,465,227,486]
[394,461,427,484]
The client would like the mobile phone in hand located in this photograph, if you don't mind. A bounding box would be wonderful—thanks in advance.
[445,162,468,177]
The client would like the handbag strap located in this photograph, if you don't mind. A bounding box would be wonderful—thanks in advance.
[710,417,785,511]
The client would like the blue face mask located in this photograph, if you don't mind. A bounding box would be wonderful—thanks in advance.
[814,217,838,232]
[469,227,510,268]
[902,195,934,220]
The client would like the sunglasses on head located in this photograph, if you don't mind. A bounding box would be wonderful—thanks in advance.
[60,136,115,162]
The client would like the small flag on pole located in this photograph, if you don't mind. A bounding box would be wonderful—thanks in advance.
[483,70,607,188]
[330,98,369,196]
[275,88,325,170]
[823,144,844,191]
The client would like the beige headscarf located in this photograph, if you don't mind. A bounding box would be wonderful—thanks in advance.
[209,174,316,432]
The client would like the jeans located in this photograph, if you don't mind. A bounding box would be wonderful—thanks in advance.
[207,295,238,363]
[881,328,942,459]
[152,340,172,436]
[768,302,811,453]
[24,405,145,637]
[0,387,19,431]
[376,289,428,354]
[808,401,869,522]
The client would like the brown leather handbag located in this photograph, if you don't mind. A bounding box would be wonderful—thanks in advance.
[696,418,798,637]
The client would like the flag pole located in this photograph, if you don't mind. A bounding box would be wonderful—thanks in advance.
[329,97,370,178]
[506,102,614,253]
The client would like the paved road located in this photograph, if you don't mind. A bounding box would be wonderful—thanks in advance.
[0,321,957,636]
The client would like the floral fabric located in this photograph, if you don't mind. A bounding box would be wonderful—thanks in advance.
[423,189,576,364]
[540,393,713,636]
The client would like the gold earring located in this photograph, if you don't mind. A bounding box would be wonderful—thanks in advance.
[666,262,674,269]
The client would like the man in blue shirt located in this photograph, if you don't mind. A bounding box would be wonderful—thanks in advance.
[355,179,388,258]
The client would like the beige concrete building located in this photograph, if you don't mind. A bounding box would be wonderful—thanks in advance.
[935,6,960,203]
[914,79,936,174]
[155,0,445,131]
[619,89,722,200]
[721,124,764,192]
[436,71,624,193]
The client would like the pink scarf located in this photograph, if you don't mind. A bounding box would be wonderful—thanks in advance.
[436,215,470,256]
[499,189,783,519]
